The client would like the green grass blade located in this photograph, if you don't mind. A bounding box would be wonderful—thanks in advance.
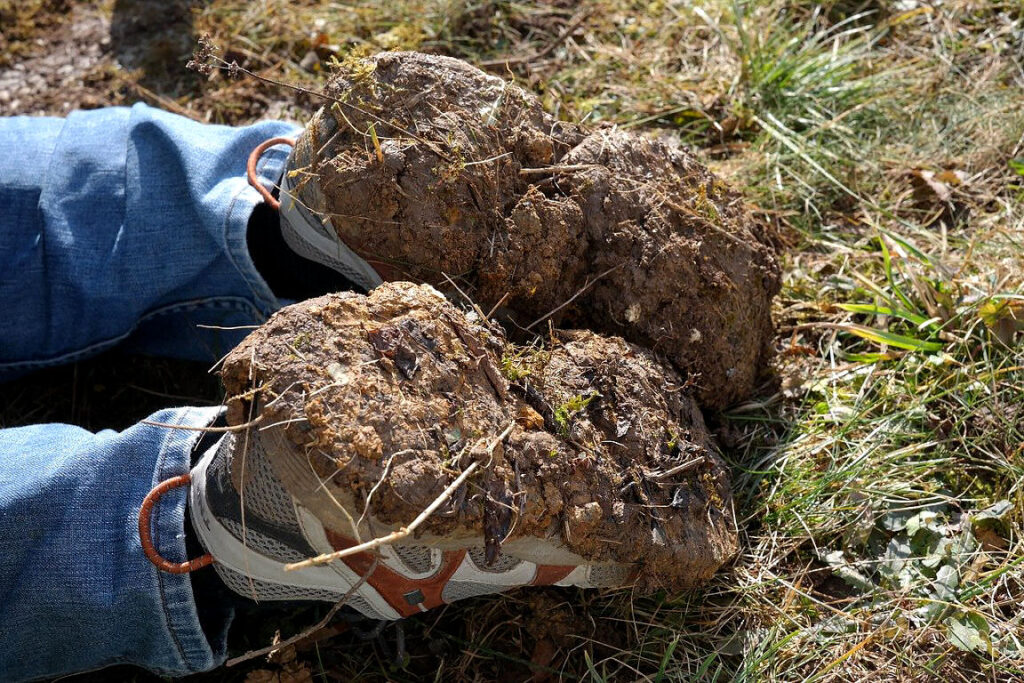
[753,112,860,200]
[877,236,920,314]
[840,323,944,352]
[654,637,679,682]
[837,302,932,327]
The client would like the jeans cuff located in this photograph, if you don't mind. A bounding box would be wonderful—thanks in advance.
[223,141,294,319]
[151,405,233,673]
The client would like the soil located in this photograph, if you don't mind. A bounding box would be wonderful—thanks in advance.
[0,2,113,115]
[290,51,780,409]
[0,0,307,124]
[221,283,737,591]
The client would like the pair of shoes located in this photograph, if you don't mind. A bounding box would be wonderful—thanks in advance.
[232,75,640,622]
[188,49,769,620]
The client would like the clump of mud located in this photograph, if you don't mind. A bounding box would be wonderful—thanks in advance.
[222,283,737,590]
[290,51,780,409]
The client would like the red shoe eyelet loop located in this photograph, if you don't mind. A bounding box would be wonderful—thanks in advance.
[247,137,296,211]
[139,473,214,574]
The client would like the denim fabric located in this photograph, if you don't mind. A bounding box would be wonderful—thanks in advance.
[0,407,226,681]
[0,105,302,680]
[0,104,301,379]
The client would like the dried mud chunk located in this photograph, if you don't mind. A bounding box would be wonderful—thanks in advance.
[514,329,736,588]
[476,185,588,313]
[293,51,582,281]
[221,285,736,591]
[222,284,514,530]
[560,130,781,409]
[292,52,780,409]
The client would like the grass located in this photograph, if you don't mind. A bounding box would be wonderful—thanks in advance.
[5,0,1024,680]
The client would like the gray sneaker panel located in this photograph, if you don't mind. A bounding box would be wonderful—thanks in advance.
[279,170,383,292]
[468,547,523,573]
[214,564,390,620]
[239,436,305,534]
[202,434,317,560]
[441,581,514,604]
[392,545,434,574]
[219,517,308,565]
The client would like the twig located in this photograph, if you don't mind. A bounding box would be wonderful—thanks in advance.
[129,81,198,120]
[518,163,600,176]
[225,558,379,667]
[311,452,364,544]
[357,449,414,530]
[285,463,477,571]
[257,416,309,431]
[284,422,515,571]
[480,9,592,68]
[485,292,511,320]
[650,188,748,249]
[464,152,513,167]
[441,272,488,322]
[195,323,261,330]
[479,421,516,468]
[525,264,621,331]
[644,457,706,480]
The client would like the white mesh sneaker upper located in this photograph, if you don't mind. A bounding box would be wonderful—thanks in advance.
[189,431,634,621]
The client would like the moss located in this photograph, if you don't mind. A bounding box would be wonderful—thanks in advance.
[553,391,598,437]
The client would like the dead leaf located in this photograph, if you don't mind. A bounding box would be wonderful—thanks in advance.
[979,298,1024,346]
[911,168,965,204]
[909,168,969,225]
[975,526,1009,552]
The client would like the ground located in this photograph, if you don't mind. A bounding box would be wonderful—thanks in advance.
[2,0,1023,681]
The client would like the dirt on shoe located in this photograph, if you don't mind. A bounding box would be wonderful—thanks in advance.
[290,51,780,409]
[221,283,737,591]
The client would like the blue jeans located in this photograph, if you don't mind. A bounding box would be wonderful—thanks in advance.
[0,105,301,680]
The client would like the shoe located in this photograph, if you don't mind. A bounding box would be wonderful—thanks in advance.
[179,282,736,619]
[247,136,383,293]
[187,426,634,620]
[278,158,384,293]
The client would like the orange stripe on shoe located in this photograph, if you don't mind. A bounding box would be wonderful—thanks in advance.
[531,564,575,586]
[325,530,466,617]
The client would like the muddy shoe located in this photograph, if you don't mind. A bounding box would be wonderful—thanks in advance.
[274,156,385,293]
[189,429,632,619]
[283,52,781,409]
[212,283,736,617]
